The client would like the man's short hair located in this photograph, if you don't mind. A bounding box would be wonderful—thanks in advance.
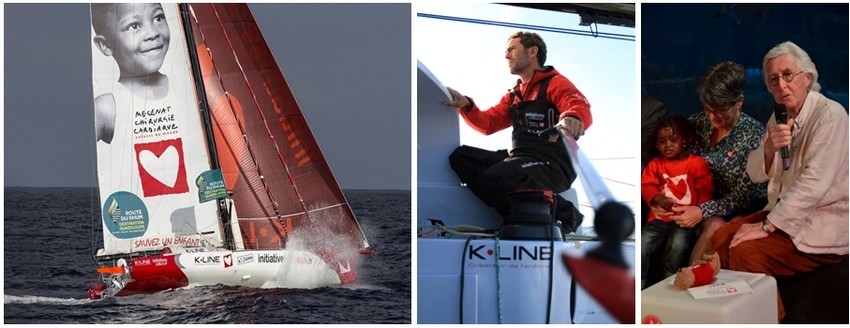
[509,31,547,67]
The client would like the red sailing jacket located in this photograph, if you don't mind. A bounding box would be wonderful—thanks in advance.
[457,66,592,136]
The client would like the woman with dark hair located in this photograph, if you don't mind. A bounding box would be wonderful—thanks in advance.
[669,61,767,265]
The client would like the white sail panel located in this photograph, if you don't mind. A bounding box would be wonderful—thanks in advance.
[91,3,223,256]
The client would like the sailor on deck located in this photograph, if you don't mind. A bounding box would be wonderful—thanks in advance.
[443,31,591,232]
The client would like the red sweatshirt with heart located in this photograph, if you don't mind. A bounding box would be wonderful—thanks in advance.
[641,153,715,223]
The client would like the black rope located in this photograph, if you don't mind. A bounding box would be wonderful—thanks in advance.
[546,197,556,323]
[588,19,599,38]
[459,236,476,323]
[570,275,577,323]
[417,13,634,42]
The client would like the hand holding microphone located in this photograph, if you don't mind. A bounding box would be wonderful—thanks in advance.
[770,104,793,170]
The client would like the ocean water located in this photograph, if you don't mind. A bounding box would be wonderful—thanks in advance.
[3,187,411,324]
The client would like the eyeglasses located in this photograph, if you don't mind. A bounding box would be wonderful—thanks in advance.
[703,104,736,117]
[768,71,804,87]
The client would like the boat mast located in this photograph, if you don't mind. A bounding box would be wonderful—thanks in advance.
[179,3,236,250]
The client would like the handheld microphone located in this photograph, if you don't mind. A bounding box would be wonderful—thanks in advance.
[774,104,791,170]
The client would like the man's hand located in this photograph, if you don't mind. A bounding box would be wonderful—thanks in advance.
[557,116,584,139]
[444,87,471,108]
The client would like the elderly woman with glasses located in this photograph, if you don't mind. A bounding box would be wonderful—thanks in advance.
[711,41,848,320]
[665,61,768,265]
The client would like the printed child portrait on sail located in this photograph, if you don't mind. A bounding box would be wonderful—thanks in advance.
[91,3,172,144]
[89,3,221,254]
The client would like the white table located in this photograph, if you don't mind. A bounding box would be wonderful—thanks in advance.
[641,269,778,323]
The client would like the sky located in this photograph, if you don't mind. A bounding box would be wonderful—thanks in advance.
[416,3,638,221]
[3,3,411,190]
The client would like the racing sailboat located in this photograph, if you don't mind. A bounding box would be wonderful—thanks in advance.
[87,3,368,300]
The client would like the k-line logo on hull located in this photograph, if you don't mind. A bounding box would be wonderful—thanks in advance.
[467,244,552,261]
[195,255,221,265]
[133,257,168,267]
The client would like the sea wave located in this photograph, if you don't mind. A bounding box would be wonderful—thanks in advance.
[4,188,410,323]
[4,295,90,306]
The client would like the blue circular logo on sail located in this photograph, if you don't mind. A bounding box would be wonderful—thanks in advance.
[102,191,149,239]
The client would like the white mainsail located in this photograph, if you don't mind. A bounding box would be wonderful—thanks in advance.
[91,4,223,256]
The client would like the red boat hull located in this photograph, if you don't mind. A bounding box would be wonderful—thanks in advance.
[115,255,189,296]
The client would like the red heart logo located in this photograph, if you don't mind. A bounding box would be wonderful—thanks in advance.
[664,175,689,200]
[134,138,189,197]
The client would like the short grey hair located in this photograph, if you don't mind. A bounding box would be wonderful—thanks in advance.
[698,61,746,109]
[762,41,820,92]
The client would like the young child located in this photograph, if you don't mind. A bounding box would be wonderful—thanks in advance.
[640,115,714,288]
[91,3,171,143]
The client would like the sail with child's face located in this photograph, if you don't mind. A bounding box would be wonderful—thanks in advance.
[90,3,224,256]
[187,4,369,251]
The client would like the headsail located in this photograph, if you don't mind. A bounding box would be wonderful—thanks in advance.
[91,3,224,257]
[185,4,369,252]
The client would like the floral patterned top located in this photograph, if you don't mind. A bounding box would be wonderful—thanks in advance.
[688,112,767,220]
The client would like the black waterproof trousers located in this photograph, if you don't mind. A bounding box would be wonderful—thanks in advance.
[449,145,582,232]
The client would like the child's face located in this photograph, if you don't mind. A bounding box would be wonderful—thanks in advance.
[656,126,685,160]
[110,3,171,77]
